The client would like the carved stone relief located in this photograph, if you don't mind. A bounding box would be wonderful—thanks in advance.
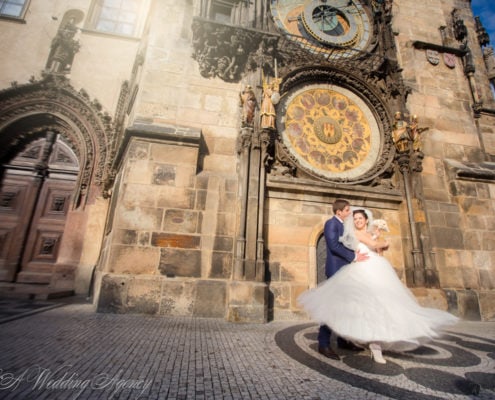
[0,75,114,208]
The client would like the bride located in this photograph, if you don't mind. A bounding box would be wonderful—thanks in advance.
[298,209,458,364]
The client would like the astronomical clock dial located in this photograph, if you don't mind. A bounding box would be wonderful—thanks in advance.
[270,0,372,58]
[277,84,381,181]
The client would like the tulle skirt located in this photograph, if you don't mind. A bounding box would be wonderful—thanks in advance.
[298,251,458,351]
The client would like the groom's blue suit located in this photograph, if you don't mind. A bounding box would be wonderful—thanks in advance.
[318,215,356,349]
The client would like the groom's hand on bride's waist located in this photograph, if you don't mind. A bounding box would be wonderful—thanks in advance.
[354,249,369,262]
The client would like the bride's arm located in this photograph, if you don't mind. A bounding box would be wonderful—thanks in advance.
[355,231,389,251]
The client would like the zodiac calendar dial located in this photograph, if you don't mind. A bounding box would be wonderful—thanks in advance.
[279,84,381,180]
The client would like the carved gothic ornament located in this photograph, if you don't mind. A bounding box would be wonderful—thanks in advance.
[191,2,404,102]
[0,75,114,207]
[272,67,395,185]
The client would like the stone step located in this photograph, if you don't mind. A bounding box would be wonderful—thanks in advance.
[0,283,74,300]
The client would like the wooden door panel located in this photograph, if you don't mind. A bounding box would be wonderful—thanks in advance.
[19,179,73,282]
[0,175,40,281]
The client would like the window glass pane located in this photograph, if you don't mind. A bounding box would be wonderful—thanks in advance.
[120,11,136,24]
[122,0,139,12]
[93,0,140,35]
[105,0,122,7]
[0,0,26,17]
[96,19,116,33]
[116,23,134,36]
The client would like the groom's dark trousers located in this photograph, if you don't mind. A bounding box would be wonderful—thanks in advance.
[318,216,356,349]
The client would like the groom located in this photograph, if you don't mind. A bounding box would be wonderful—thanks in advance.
[318,198,368,360]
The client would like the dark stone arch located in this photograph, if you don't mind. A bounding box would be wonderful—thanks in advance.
[0,76,114,208]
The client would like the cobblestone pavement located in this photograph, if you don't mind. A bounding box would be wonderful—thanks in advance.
[0,300,494,400]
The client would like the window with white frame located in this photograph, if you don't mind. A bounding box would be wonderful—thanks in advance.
[88,0,143,36]
[0,0,29,18]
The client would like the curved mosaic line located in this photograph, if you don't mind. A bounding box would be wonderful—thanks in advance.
[275,323,495,399]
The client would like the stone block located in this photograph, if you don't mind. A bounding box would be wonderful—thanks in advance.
[128,141,150,160]
[215,212,236,236]
[227,281,268,323]
[109,245,159,275]
[465,215,487,230]
[463,231,482,250]
[444,212,461,228]
[193,280,226,318]
[121,184,157,207]
[127,278,161,314]
[482,232,495,252]
[138,232,150,246]
[153,163,176,185]
[125,160,153,184]
[269,245,308,263]
[461,268,480,290]
[475,182,490,199]
[479,269,495,290]
[115,229,138,245]
[152,233,200,249]
[423,189,450,202]
[438,266,463,288]
[195,190,207,211]
[478,291,495,321]
[449,181,478,197]
[428,212,446,226]
[267,261,281,282]
[163,209,198,233]
[213,235,233,252]
[195,174,209,190]
[410,288,449,310]
[150,143,198,165]
[97,274,129,313]
[431,227,464,249]
[438,202,460,213]
[269,283,290,309]
[210,252,233,279]
[116,206,163,230]
[458,198,490,215]
[157,186,195,209]
[159,248,201,277]
[457,290,481,320]
[267,225,312,246]
[203,155,236,173]
[160,280,196,316]
[218,192,236,212]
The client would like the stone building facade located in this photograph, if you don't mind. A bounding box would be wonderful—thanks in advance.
[0,0,494,322]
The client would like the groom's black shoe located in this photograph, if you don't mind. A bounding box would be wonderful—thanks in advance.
[337,338,364,351]
[318,347,340,360]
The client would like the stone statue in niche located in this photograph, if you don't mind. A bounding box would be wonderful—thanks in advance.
[392,111,409,153]
[239,85,257,127]
[260,77,281,130]
[46,18,80,74]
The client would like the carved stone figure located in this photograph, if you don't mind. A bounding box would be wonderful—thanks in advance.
[392,111,409,153]
[46,19,80,74]
[260,78,280,130]
[240,85,257,127]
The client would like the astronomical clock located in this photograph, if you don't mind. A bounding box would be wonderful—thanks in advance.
[271,0,373,59]
[269,0,395,184]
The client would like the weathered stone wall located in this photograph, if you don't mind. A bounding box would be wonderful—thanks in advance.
[96,133,237,317]
[265,179,404,320]
[393,0,495,320]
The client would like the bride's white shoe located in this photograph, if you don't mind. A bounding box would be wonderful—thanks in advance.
[369,343,386,364]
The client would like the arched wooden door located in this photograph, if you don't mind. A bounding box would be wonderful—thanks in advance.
[0,133,79,283]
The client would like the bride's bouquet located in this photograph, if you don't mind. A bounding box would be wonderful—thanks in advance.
[372,219,389,232]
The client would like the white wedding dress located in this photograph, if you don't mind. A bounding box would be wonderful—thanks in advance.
[298,243,458,351]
